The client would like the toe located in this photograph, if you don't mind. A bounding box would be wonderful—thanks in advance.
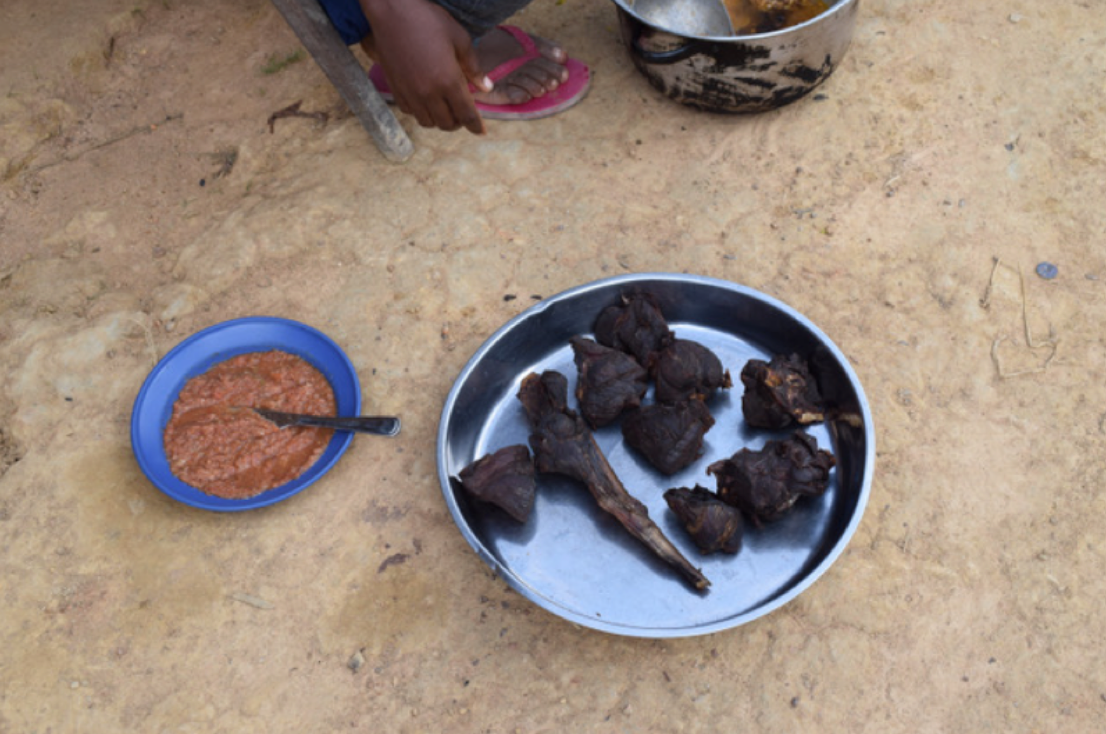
[499,64,563,100]
[501,85,533,105]
[501,74,545,103]
[529,34,568,64]
[530,57,570,86]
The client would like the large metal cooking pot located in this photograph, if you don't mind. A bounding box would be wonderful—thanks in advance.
[612,0,860,113]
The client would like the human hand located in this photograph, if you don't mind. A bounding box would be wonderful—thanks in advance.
[359,0,492,134]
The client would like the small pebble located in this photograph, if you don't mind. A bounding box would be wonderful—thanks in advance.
[199,178,206,187]
[1035,262,1058,280]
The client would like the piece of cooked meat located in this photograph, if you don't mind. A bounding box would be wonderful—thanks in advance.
[664,486,744,555]
[707,431,836,526]
[518,371,710,591]
[653,338,733,405]
[457,444,536,523]
[622,399,715,476]
[570,336,649,429]
[593,292,675,369]
[740,353,826,429]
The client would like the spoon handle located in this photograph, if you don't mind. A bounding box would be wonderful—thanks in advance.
[253,409,401,436]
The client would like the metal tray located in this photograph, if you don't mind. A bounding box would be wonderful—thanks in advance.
[437,274,874,637]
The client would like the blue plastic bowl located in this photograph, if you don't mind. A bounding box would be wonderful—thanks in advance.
[130,317,361,511]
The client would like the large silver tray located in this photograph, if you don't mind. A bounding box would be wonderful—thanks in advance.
[437,274,874,637]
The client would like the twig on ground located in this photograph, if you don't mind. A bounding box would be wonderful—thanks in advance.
[229,592,273,610]
[26,113,184,174]
[981,257,1059,378]
[267,101,328,134]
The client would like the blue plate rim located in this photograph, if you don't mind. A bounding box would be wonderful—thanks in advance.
[130,316,362,512]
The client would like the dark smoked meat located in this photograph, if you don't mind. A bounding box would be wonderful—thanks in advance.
[570,336,649,429]
[740,353,826,429]
[664,486,744,555]
[593,293,674,368]
[457,444,536,523]
[518,371,710,591]
[707,431,836,526]
[653,339,733,404]
[622,399,715,476]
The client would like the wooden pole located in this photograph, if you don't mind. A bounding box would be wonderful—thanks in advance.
[270,0,413,162]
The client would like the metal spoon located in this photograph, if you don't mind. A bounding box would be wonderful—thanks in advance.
[629,0,736,37]
[252,408,401,436]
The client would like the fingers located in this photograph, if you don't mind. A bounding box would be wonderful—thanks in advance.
[392,90,454,131]
[449,26,488,133]
[392,84,484,135]
[452,98,486,135]
[394,91,483,134]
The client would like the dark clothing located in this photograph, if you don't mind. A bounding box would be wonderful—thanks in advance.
[317,0,536,44]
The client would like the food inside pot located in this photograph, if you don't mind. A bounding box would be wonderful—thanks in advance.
[723,0,829,34]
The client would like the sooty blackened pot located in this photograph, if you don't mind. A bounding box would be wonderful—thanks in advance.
[613,0,859,113]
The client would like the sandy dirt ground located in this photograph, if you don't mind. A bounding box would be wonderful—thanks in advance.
[2,0,1105,731]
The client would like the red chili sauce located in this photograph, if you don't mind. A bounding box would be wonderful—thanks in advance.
[163,350,337,499]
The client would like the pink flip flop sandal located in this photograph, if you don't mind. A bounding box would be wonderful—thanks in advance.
[368,25,591,121]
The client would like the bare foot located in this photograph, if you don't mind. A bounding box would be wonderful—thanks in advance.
[470,28,569,106]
